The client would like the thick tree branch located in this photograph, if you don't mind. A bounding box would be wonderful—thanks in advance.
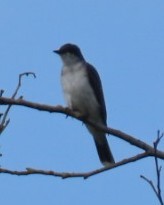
[0,96,164,160]
[0,73,163,180]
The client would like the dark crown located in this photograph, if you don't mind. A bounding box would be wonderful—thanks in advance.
[54,43,85,60]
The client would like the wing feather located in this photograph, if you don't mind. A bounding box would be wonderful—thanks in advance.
[86,63,107,125]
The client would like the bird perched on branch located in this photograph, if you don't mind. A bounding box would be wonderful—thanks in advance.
[54,43,114,166]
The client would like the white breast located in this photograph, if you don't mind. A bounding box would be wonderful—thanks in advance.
[61,62,100,121]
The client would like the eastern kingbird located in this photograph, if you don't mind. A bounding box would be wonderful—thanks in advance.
[53,43,115,166]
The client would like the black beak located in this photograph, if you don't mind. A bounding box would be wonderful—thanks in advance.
[53,49,60,54]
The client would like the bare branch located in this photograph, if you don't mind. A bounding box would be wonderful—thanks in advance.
[141,131,164,205]
[140,175,158,197]
[0,152,150,179]
[0,75,163,180]
[11,72,36,99]
[0,97,164,160]
[0,72,36,134]
[153,131,164,205]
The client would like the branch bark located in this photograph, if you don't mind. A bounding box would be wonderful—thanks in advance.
[0,96,164,180]
[0,96,164,160]
[0,152,150,179]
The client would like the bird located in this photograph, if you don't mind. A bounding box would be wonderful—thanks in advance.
[53,43,115,166]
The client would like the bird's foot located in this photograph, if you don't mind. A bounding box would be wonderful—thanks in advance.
[64,107,88,122]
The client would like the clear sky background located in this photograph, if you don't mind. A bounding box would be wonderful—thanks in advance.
[0,1,164,204]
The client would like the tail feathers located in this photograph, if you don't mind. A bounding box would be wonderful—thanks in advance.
[94,135,115,166]
[86,125,115,166]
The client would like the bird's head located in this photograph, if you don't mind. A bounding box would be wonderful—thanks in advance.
[53,43,85,65]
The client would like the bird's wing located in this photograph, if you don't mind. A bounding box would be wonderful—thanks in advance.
[85,62,107,125]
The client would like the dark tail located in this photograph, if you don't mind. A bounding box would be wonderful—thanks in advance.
[86,125,115,166]
[93,134,115,165]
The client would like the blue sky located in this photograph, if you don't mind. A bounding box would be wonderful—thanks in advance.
[0,1,164,204]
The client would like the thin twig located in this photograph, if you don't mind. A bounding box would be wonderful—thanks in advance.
[12,72,36,98]
[0,72,36,134]
[0,152,150,179]
[140,175,158,197]
[153,131,164,205]
[141,131,164,205]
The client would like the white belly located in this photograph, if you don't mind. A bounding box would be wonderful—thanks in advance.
[61,64,100,121]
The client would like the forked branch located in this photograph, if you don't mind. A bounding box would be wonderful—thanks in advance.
[140,131,164,205]
[0,72,163,182]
